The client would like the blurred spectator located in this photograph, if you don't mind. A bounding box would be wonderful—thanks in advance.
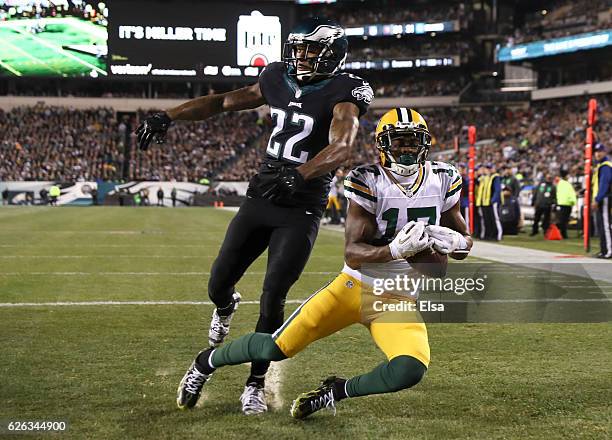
[478,163,503,241]
[39,188,48,205]
[171,187,177,207]
[91,186,98,206]
[157,187,164,206]
[499,185,521,235]
[2,188,8,205]
[531,173,556,236]
[49,185,60,206]
[592,143,612,257]
[555,168,577,239]
[500,166,521,197]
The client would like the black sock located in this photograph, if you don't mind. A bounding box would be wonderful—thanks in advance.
[246,375,265,388]
[216,299,235,318]
[332,379,348,401]
[195,349,216,375]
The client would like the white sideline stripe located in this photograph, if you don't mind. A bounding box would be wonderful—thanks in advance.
[0,244,217,248]
[0,255,338,259]
[0,298,609,308]
[266,361,285,411]
[0,271,336,276]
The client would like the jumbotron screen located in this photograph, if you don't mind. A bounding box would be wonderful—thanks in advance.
[0,0,108,78]
[108,0,294,79]
[0,0,294,79]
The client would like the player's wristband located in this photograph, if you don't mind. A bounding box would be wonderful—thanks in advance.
[388,243,403,260]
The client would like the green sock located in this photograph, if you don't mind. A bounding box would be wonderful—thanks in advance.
[210,332,287,368]
[345,355,426,397]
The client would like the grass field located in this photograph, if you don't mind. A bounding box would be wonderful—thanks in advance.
[0,207,610,439]
[501,234,600,255]
[0,17,106,77]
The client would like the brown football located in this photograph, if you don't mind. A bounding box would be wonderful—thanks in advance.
[406,248,448,278]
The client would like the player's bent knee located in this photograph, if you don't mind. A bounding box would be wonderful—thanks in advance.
[207,263,233,302]
[256,334,288,362]
[387,355,427,391]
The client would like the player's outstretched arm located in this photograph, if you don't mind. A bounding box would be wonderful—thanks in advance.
[296,102,360,180]
[166,82,266,121]
[344,201,394,269]
[136,83,266,150]
[439,201,473,260]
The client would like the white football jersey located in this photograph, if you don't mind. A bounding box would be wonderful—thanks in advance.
[328,175,339,197]
[342,161,462,289]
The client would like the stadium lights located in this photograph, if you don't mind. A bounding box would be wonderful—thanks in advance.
[344,21,456,38]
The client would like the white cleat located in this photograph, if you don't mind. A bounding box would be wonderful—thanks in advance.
[240,384,268,415]
[208,292,241,347]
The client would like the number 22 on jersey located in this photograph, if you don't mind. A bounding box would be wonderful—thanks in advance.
[266,107,314,164]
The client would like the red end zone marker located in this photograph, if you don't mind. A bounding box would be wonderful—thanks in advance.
[468,125,476,235]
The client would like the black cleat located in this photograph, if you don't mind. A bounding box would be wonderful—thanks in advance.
[176,353,212,410]
[290,376,344,419]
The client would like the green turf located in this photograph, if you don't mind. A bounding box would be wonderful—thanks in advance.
[497,234,600,256]
[0,17,106,77]
[0,207,610,439]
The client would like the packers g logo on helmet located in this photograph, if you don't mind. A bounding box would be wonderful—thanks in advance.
[375,108,432,176]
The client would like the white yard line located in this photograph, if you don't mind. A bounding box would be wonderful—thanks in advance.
[0,271,335,276]
[0,298,609,308]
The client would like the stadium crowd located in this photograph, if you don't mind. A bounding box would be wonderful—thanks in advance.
[130,111,263,182]
[0,106,123,181]
[0,106,262,182]
[0,95,610,185]
[305,1,468,27]
[348,40,475,63]
[509,0,611,45]
[372,78,466,97]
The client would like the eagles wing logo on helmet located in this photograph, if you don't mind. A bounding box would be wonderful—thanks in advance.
[283,17,348,81]
[351,84,374,104]
[289,25,345,44]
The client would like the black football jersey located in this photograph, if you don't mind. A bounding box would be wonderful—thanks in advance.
[247,62,373,211]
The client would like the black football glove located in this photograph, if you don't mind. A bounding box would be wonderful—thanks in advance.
[135,112,172,151]
[261,166,305,200]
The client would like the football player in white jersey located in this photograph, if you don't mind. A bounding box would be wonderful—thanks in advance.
[176,108,472,418]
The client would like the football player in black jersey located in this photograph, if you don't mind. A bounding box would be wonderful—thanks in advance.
[136,17,373,414]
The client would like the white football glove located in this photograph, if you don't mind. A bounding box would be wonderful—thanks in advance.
[425,225,468,255]
[388,221,431,259]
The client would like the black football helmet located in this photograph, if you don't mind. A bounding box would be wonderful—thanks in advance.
[282,17,348,83]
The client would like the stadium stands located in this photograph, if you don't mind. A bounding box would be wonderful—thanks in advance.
[1,94,609,184]
[510,0,610,45]
[302,0,467,27]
